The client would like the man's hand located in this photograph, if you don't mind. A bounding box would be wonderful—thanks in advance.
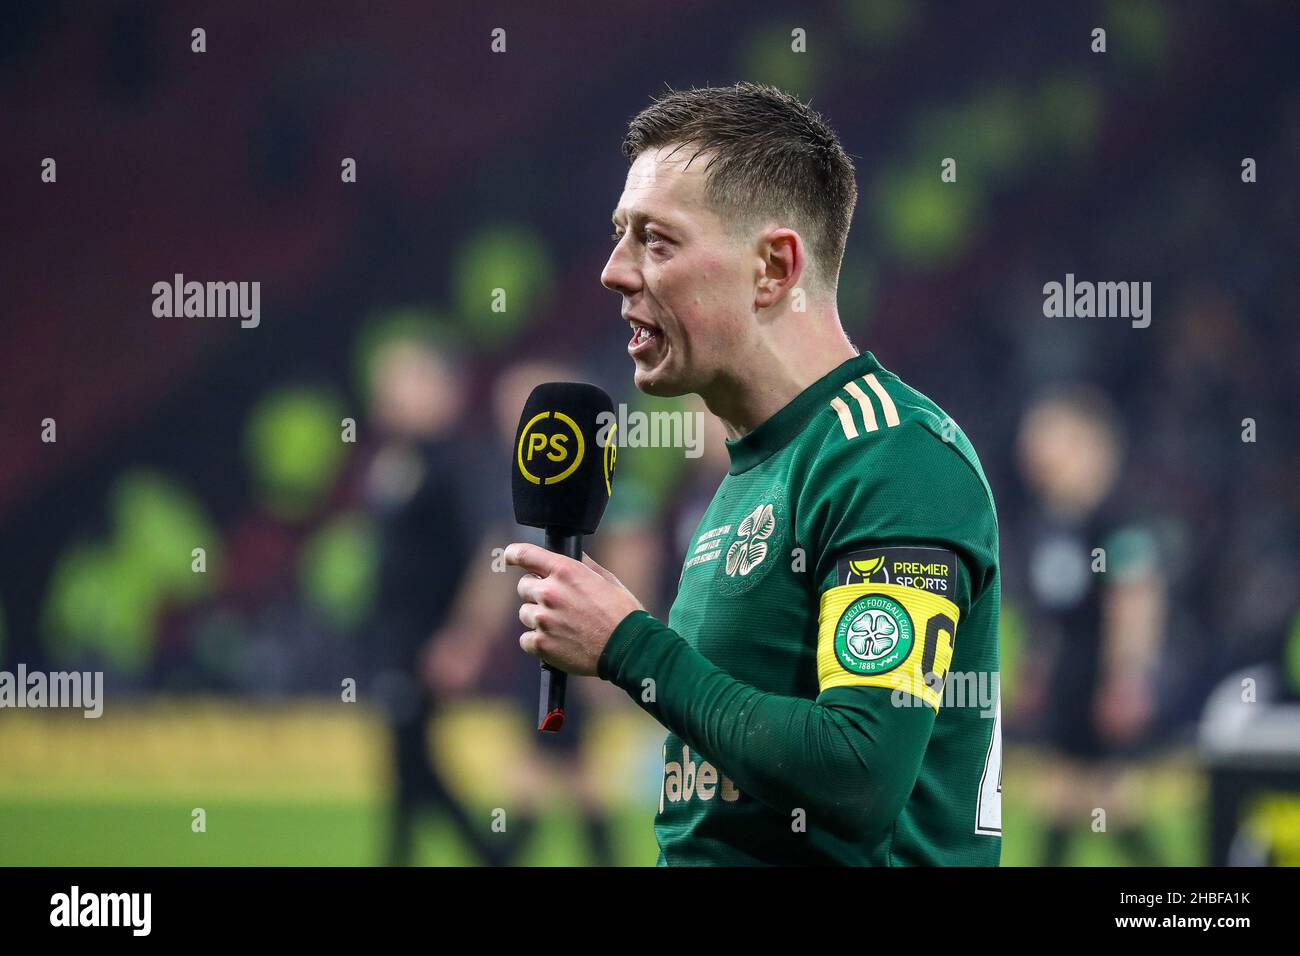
[505,542,645,677]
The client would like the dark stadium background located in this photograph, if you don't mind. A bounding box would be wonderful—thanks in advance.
[1,0,1298,865]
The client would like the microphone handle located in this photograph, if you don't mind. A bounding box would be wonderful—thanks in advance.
[538,529,581,732]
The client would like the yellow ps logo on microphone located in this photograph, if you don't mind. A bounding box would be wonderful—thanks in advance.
[603,423,617,496]
[517,410,585,485]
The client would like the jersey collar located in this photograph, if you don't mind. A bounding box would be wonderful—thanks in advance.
[724,351,883,475]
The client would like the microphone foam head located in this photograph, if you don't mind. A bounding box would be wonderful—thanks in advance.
[511,382,617,534]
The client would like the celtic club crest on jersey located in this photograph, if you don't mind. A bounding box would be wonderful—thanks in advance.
[725,503,775,576]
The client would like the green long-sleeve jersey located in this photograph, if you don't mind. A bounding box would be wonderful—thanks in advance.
[598,351,1002,865]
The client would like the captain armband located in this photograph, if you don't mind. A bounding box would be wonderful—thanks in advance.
[816,546,961,712]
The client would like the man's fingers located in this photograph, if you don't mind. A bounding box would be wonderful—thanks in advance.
[504,542,561,577]
[519,630,545,660]
[517,572,544,604]
[519,601,548,632]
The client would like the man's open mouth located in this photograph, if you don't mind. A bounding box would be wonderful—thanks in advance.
[627,319,662,357]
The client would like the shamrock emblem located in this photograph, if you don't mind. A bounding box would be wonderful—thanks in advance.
[846,610,898,660]
[725,503,775,577]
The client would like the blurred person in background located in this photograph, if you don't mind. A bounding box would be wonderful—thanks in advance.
[363,327,508,867]
[487,359,628,866]
[1013,387,1168,866]
[420,357,626,865]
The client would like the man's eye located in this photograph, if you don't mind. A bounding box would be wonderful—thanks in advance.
[610,227,667,248]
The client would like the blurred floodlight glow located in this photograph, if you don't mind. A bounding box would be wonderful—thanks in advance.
[841,0,918,47]
[43,540,156,673]
[298,512,379,631]
[452,225,552,349]
[245,386,348,521]
[737,22,821,98]
[111,470,220,601]
[1035,75,1104,157]
[876,165,977,266]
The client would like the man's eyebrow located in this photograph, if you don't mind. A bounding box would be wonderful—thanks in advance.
[610,207,682,229]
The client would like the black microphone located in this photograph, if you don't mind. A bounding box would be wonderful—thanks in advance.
[511,382,618,732]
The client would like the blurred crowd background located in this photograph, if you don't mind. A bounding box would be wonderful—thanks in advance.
[1,0,1298,866]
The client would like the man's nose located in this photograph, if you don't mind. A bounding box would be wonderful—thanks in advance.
[601,242,640,296]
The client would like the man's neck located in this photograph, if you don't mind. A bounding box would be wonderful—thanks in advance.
[704,310,859,440]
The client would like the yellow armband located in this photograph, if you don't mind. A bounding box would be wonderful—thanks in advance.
[817,581,959,712]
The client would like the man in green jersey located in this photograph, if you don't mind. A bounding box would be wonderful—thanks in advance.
[505,83,1001,865]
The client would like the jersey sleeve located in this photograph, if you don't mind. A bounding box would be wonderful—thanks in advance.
[797,418,999,712]
[598,609,937,841]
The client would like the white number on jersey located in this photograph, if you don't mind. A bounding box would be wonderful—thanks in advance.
[975,695,1002,835]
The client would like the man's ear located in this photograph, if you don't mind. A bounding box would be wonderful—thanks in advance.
[754,227,806,309]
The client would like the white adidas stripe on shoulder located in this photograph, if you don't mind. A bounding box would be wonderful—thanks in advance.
[842,380,879,433]
[828,396,858,439]
[864,373,901,427]
[828,374,902,439]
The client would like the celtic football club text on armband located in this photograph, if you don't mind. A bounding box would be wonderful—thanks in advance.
[660,744,742,812]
